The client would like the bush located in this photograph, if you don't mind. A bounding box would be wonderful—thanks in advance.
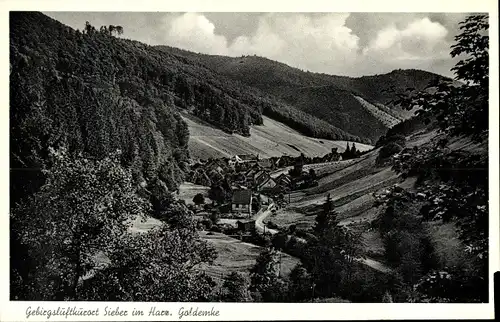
[200,218,213,230]
[266,221,278,229]
[377,142,403,165]
[210,225,222,233]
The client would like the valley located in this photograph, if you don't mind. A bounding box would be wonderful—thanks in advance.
[9,11,490,305]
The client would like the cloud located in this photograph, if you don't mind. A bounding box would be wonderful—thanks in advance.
[162,13,229,55]
[160,13,361,74]
[364,17,448,59]
[357,17,451,75]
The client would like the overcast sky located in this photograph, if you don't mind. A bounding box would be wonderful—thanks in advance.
[45,12,472,78]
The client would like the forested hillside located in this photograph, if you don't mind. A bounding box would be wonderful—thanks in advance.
[10,12,222,301]
[10,12,365,204]
[160,47,455,143]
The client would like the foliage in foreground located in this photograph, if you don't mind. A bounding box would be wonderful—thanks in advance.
[373,14,489,303]
[11,149,217,301]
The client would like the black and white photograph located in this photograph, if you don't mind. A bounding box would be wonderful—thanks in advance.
[2,1,498,320]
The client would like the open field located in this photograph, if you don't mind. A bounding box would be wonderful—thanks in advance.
[265,193,382,230]
[289,167,400,212]
[270,159,360,179]
[184,113,372,160]
[129,214,300,279]
[196,231,300,278]
[178,182,211,205]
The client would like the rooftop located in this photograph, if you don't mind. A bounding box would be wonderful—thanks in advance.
[232,189,252,204]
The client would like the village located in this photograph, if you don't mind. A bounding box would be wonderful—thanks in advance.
[185,143,364,241]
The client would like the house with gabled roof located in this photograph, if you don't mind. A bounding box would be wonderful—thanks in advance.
[275,173,292,187]
[238,154,259,163]
[231,189,253,215]
[256,175,276,192]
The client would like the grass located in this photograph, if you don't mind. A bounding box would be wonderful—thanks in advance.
[184,113,372,160]
[264,209,315,230]
[177,182,211,205]
[197,231,300,278]
[354,95,400,128]
[129,215,301,281]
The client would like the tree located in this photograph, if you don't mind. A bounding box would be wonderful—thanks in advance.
[209,209,220,225]
[386,15,489,303]
[313,194,340,237]
[271,232,288,251]
[11,148,148,300]
[308,168,316,180]
[193,193,205,206]
[78,225,218,301]
[351,143,359,157]
[208,184,225,205]
[382,291,393,303]
[289,163,303,178]
[114,25,124,36]
[249,248,286,302]
[288,264,313,302]
[221,272,252,302]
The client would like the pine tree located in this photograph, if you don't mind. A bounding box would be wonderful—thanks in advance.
[314,193,340,237]
[382,291,393,303]
[352,142,358,157]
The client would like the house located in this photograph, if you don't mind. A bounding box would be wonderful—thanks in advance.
[253,171,276,191]
[257,158,273,169]
[238,154,259,165]
[253,170,266,182]
[275,173,292,188]
[237,219,256,232]
[256,176,277,192]
[277,155,295,168]
[228,155,244,167]
[231,189,253,215]
[245,168,259,181]
[204,159,227,173]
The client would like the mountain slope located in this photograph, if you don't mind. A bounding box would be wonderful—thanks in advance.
[184,113,373,160]
[158,47,454,143]
[10,12,365,203]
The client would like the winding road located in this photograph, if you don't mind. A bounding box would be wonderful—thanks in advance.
[252,200,392,274]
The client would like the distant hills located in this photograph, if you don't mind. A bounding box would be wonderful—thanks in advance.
[158,47,455,143]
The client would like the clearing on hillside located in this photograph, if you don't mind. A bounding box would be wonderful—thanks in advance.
[184,113,372,160]
[178,182,211,205]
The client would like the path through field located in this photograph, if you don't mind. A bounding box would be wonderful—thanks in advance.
[253,198,392,274]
